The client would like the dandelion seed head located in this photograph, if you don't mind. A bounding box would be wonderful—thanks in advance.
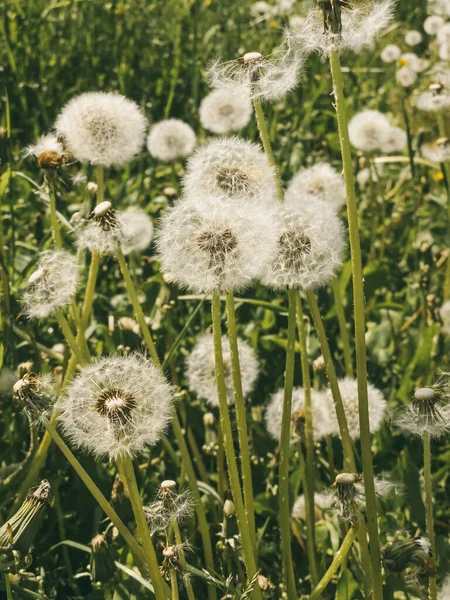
[396,65,418,87]
[348,109,392,152]
[439,575,450,599]
[58,354,173,460]
[144,481,194,535]
[157,196,277,293]
[292,492,333,520]
[185,333,259,407]
[117,208,154,255]
[76,202,123,255]
[379,126,407,153]
[424,15,444,34]
[380,44,401,63]
[250,2,275,20]
[183,137,278,204]
[285,162,346,211]
[55,92,147,167]
[24,134,65,160]
[23,250,79,319]
[421,138,450,163]
[13,372,56,424]
[199,88,253,135]
[147,119,196,161]
[261,199,344,290]
[437,21,450,46]
[440,300,450,335]
[405,30,423,46]
[416,86,450,111]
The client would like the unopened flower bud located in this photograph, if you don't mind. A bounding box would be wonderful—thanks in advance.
[224,499,235,517]
[90,534,116,585]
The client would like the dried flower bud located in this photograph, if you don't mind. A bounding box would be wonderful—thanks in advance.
[13,373,56,424]
[111,474,127,503]
[383,536,435,578]
[90,534,116,585]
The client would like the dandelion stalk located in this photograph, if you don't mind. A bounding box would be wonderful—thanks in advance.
[173,521,196,600]
[331,277,353,377]
[211,289,261,600]
[170,570,179,600]
[54,308,89,365]
[48,180,62,248]
[329,48,382,600]
[295,293,318,587]
[278,288,297,599]
[225,291,257,555]
[252,98,284,201]
[423,431,437,600]
[3,573,12,600]
[309,526,357,600]
[118,456,169,600]
[436,111,450,300]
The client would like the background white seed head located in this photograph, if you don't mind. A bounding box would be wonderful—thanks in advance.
[55,92,147,167]
[58,354,174,460]
[379,126,407,153]
[117,208,154,255]
[404,30,423,46]
[261,199,344,290]
[416,90,450,112]
[380,44,401,63]
[396,65,418,87]
[424,15,444,35]
[146,119,196,161]
[285,162,346,211]
[265,387,336,443]
[326,377,387,439]
[185,332,259,407]
[157,195,277,293]
[23,250,79,319]
[440,301,450,335]
[199,87,253,135]
[348,109,392,152]
[421,140,450,163]
[183,137,278,204]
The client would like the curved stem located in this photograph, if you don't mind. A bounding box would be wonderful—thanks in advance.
[211,290,261,600]
[329,49,382,600]
[423,432,437,600]
[331,277,353,377]
[118,456,169,600]
[225,292,257,555]
[295,294,318,587]
[279,289,298,599]
[309,526,357,600]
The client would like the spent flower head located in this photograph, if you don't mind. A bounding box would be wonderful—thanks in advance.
[55,92,147,167]
[144,480,194,535]
[76,201,123,255]
[13,373,56,425]
[383,536,435,579]
[286,162,346,211]
[185,333,259,407]
[23,250,79,319]
[146,119,196,161]
[58,354,174,460]
[24,133,68,169]
[199,87,253,135]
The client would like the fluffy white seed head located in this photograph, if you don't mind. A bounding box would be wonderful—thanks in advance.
[379,126,407,154]
[206,37,303,102]
[290,0,395,56]
[182,137,278,204]
[250,1,275,20]
[58,354,173,460]
[421,138,450,163]
[157,195,277,293]
[429,63,450,87]
[292,492,332,520]
[429,0,450,16]
[437,21,450,45]
[405,30,423,46]
[348,109,391,152]
[285,162,346,211]
[23,250,79,319]
[146,119,196,161]
[380,44,401,63]
[261,199,344,290]
[416,88,450,112]
[424,15,444,34]
[440,301,450,335]
[24,134,64,158]
[185,333,259,407]
[396,65,418,87]
[117,208,154,255]
[326,377,387,439]
[265,387,336,443]
[199,88,253,135]
[55,92,147,167]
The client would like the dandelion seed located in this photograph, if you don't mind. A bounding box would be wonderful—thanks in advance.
[424,15,444,35]
[146,119,196,161]
[261,198,344,290]
[23,250,79,319]
[157,195,277,293]
[183,137,278,204]
[55,92,147,167]
[199,88,253,135]
[265,386,336,443]
[76,200,123,255]
[405,30,423,46]
[58,354,174,460]
[421,137,450,163]
[395,376,450,439]
[13,373,56,425]
[117,208,154,255]
[292,492,333,520]
[348,109,392,152]
[185,332,259,407]
[380,44,401,63]
[286,162,346,211]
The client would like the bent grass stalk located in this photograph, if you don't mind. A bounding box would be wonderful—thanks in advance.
[211,290,261,600]
[329,48,382,600]
[423,432,437,600]
[225,292,257,555]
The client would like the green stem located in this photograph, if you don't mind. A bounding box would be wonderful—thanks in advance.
[329,49,382,600]
[118,456,168,600]
[116,247,159,365]
[173,521,196,600]
[252,98,284,202]
[211,290,261,600]
[54,308,89,365]
[423,432,437,600]
[43,420,146,571]
[279,289,298,599]
[96,165,104,205]
[331,277,353,377]
[309,526,357,600]
[3,572,12,600]
[170,570,179,600]
[437,112,450,301]
[48,182,62,248]
[295,294,318,587]
[225,292,257,556]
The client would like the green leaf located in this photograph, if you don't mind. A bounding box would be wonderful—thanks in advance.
[335,569,359,599]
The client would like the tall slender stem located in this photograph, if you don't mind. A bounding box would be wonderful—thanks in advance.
[170,570,179,600]
[295,294,318,587]
[225,292,257,555]
[211,290,261,600]
[309,526,357,600]
[252,99,284,201]
[118,456,169,600]
[423,432,437,600]
[54,308,89,365]
[173,521,196,600]
[279,289,298,599]
[329,49,382,600]
[48,180,62,248]
[331,277,353,377]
